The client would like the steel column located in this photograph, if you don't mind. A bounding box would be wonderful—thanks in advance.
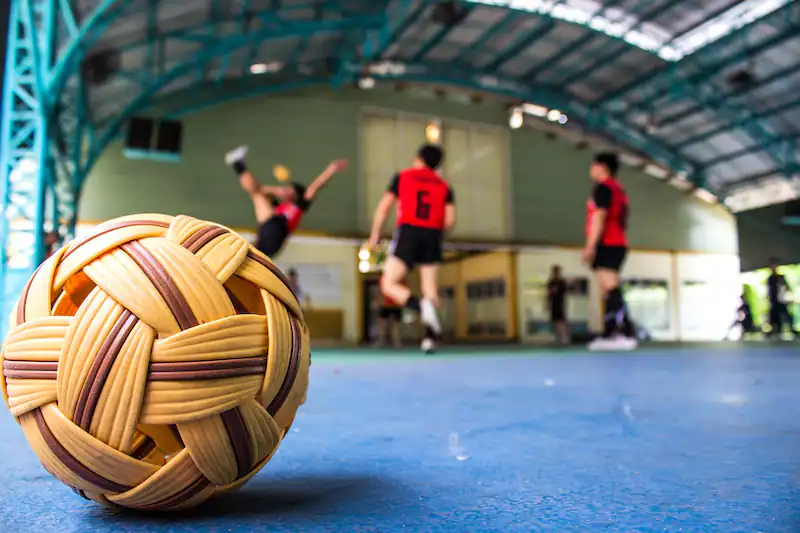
[0,0,56,338]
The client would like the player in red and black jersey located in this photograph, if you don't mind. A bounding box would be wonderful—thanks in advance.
[225,145,347,257]
[582,152,637,351]
[368,144,455,354]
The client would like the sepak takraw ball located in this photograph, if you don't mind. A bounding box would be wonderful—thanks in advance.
[0,214,310,511]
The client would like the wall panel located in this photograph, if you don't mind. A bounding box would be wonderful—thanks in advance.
[676,253,741,341]
[82,87,738,254]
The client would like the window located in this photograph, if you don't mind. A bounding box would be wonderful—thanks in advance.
[441,124,510,240]
[360,111,511,241]
[466,278,508,336]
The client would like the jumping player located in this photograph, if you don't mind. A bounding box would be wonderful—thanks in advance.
[582,152,637,351]
[225,145,348,257]
[368,144,455,354]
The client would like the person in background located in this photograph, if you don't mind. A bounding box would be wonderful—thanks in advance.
[225,145,348,258]
[726,292,757,340]
[582,152,636,351]
[43,231,60,261]
[766,258,796,339]
[287,268,312,310]
[374,288,403,348]
[546,265,570,345]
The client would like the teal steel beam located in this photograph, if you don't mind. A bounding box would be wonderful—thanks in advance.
[481,16,557,71]
[410,5,475,62]
[452,9,518,65]
[240,0,266,77]
[48,0,126,100]
[657,62,800,128]
[143,58,697,182]
[520,0,628,80]
[698,138,793,170]
[338,59,696,178]
[84,16,382,176]
[636,25,800,112]
[584,1,736,99]
[553,0,681,87]
[1,0,59,338]
[161,78,331,119]
[332,0,422,88]
[674,98,800,150]
[285,1,315,74]
[597,2,800,109]
[725,164,800,191]
[666,79,798,173]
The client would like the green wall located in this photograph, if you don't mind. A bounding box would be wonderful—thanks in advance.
[510,130,737,252]
[81,87,737,254]
[736,203,800,271]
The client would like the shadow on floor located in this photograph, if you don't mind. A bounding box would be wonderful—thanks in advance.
[89,474,396,523]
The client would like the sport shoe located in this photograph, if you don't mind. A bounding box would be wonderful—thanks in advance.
[225,145,249,166]
[421,337,436,355]
[588,335,638,352]
[420,298,441,336]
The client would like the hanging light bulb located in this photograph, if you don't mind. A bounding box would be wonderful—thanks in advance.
[509,107,524,129]
[426,121,441,143]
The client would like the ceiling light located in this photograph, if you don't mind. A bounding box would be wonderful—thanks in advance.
[426,121,441,143]
[509,107,524,129]
[522,103,548,117]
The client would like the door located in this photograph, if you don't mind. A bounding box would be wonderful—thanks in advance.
[361,278,381,344]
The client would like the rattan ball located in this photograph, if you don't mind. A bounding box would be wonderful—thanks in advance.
[0,214,310,510]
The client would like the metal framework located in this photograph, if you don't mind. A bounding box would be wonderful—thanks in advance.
[1,0,58,327]
[2,0,799,336]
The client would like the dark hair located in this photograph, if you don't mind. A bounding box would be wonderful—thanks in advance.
[288,268,297,276]
[417,144,444,170]
[291,182,307,200]
[594,152,619,176]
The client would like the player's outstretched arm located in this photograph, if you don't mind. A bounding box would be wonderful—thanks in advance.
[260,185,292,197]
[444,204,456,231]
[444,187,456,231]
[369,192,396,246]
[305,159,349,201]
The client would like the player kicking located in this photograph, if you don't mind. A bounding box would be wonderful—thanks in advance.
[225,145,348,257]
[368,144,455,354]
[582,152,637,351]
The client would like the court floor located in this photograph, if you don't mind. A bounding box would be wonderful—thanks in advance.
[0,346,798,532]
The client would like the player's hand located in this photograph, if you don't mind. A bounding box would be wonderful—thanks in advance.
[328,159,349,173]
[581,245,595,265]
[367,234,381,250]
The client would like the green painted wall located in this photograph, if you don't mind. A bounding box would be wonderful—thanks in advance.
[736,203,800,271]
[510,130,737,253]
[81,87,737,253]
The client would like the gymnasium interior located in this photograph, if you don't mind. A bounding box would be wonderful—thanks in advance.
[1,0,799,531]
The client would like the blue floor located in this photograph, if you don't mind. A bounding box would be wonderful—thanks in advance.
[1,346,799,532]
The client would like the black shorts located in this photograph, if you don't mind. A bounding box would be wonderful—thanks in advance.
[390,224,443,269]
[550,303,566,322]
[379,307,403,320]
[592,245,628,272]
[257,216,290,257]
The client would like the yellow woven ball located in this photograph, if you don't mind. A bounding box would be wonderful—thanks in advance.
[0,214,310,511]
[273,165,290,182]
